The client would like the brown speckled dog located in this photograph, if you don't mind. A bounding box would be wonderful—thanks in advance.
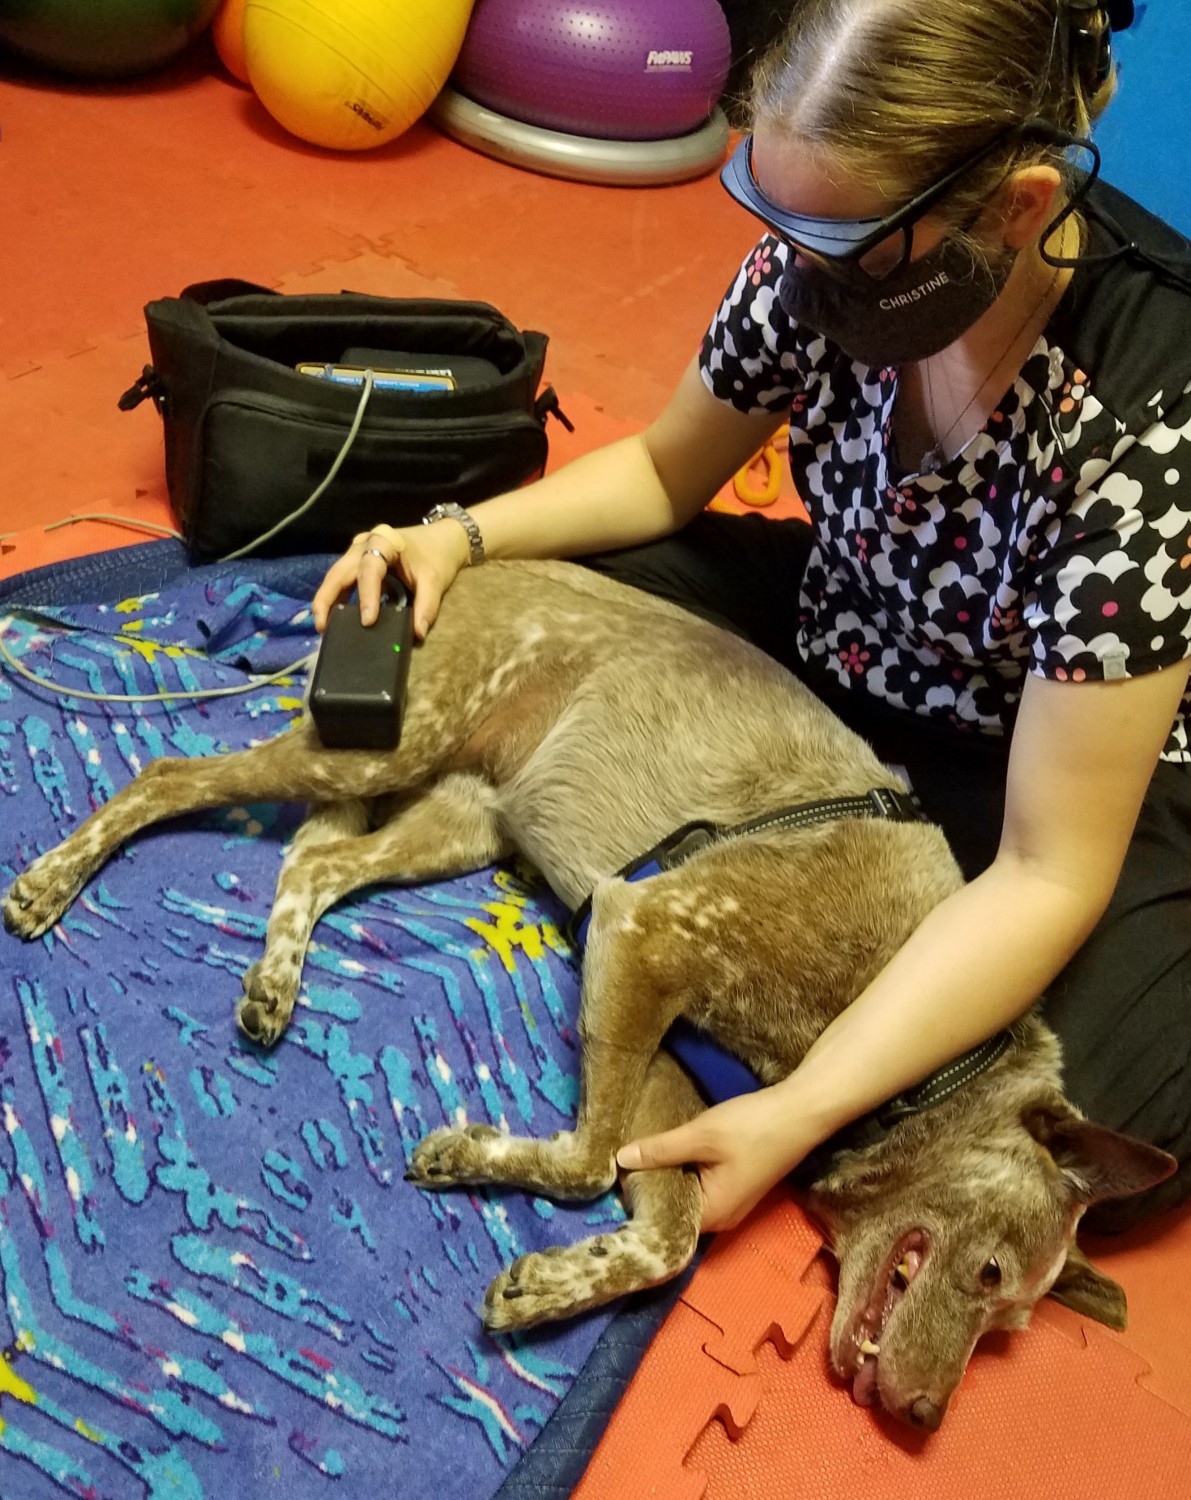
[3,560,1174,1431]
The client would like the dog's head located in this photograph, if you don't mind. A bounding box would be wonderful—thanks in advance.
[807,1097,1175,1432]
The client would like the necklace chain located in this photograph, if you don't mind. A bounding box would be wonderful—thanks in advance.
[920,267,1061,476]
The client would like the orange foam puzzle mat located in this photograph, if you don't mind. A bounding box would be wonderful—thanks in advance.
[1,39,1188,1499]
[578,1191,1191,1500]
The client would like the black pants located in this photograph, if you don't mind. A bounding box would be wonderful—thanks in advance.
[583,512,1191,1231]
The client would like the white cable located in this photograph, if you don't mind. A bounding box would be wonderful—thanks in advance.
[0,513,185,544]
[0,627,312,705]
[0,368,376,704]
[217,368,376,563]
[0,379,371,556]
[43,513,185,540]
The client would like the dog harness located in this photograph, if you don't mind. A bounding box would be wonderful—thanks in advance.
[565,786,1015,1183]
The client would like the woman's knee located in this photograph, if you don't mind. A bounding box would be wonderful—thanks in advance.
[1044,926,1191,1232]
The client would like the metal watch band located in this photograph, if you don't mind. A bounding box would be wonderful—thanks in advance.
[422,502,485,567]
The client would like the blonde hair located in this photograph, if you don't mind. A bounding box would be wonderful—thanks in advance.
[749,0,1117,226]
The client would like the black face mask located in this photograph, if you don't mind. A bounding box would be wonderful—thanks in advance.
[777,233,1018,368]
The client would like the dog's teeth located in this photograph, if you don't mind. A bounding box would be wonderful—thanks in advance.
[859,1340,881,1356]
[857,1353,866,1367]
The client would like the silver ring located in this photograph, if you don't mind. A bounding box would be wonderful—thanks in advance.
[361,547,388,563]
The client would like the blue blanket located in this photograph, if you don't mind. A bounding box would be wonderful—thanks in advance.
[0,561,633,1500]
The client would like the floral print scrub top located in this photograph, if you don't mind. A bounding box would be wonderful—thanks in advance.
[699,181,1191,759]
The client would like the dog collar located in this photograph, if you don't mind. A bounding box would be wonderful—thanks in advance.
[789,1028,1015,1186]
[563,788,1015,1185]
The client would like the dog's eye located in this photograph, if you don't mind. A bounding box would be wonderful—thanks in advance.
[979,1258,1002,1289]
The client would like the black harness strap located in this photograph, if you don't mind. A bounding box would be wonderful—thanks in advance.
[565,785,927,950]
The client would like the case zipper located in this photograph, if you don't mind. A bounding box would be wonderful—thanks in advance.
[535,386,574,432]
[205,387,552,437]
[118,365,169,414]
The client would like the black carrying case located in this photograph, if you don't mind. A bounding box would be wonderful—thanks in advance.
[120,279,566,560]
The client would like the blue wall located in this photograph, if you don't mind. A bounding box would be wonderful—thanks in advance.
[1096,3,1191,234]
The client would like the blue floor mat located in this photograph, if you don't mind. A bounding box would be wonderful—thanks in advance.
[0,543,680,1500]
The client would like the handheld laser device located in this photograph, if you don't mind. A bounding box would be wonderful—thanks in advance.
[309,589,414,750]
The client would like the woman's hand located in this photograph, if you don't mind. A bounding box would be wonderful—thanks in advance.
[311,521,471,639]
[616,1086,816,1232]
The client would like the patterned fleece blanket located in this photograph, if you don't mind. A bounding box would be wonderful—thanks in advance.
[0,570,625,1500]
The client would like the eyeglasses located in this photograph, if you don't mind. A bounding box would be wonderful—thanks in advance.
[720,117,1090,283]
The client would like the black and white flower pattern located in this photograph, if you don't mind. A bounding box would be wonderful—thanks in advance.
[700,235,1191,760]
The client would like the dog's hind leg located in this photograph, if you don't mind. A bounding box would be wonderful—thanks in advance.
[482,1050,705,1330]
[2,715,457,941]
[237,774,511,1046]
[237,797,371,1046]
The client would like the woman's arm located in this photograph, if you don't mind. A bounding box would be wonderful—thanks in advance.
[477,358,787,560]
[312,358,786,634]
[618,658,1191,1230]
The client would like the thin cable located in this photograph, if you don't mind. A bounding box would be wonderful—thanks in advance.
[0,373,375,554]
[0,513,185,544]
[217,369,376,563]
[43,513,185,540]
[0,626,312,705]
[0,370,374,703]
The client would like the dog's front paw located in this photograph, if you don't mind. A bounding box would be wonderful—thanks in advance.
[3,854,82,940]
[482,1239,625,1331]
[235,961,300,1047]
[406,1123,505,1188]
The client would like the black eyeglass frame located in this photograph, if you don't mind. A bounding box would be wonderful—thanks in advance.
[720,117,1101,279]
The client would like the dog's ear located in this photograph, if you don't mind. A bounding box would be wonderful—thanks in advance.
[1047,1242,1127,1330]
[1023,1105,1177,1203]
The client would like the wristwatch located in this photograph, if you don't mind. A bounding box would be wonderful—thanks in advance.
[422,502,485,567]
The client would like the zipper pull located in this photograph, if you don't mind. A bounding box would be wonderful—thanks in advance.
[535,386,574,432]
[118,365,168,413]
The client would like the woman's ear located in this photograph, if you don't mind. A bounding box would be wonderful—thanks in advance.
[988,164,1064,249]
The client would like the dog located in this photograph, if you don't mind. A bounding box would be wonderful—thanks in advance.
[3,559,1174,1431]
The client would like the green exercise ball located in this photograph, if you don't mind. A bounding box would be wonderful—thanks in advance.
[0,0,222,79]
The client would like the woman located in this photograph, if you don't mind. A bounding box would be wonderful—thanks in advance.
[313,0,1191,1234]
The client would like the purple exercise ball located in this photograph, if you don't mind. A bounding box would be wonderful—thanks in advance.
[453,0,732,142]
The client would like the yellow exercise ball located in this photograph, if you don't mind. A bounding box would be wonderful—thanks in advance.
[243,0,475,151]
[213,0,249,84]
